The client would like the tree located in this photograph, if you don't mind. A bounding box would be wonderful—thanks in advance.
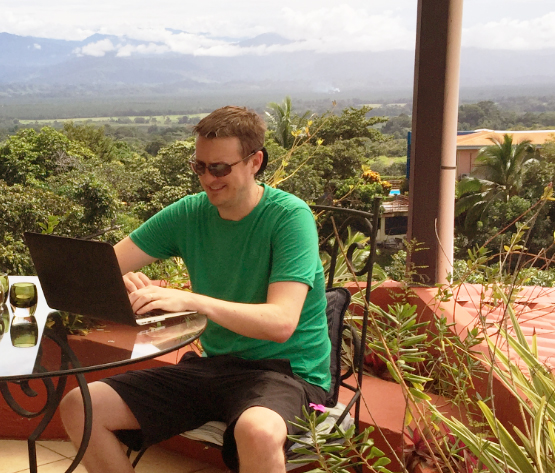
[133,140,201,220]
[262,103,391,211]
[310,105,387,145]
[457,100,505,130]
[63,121,118,162]
[0,127,94,186]
[265,96,311,149]
[0,181,83,274]
[455,134,537,233]
[381,113,412,139]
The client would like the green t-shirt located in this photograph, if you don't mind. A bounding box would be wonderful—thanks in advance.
[130,184,331,390]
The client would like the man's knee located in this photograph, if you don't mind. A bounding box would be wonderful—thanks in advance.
[234,407,288,451]
[60,381,139,434]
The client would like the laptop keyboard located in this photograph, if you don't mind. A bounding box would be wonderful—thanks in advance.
[135,309,168,319]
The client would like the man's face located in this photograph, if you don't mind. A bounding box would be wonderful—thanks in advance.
[194,136,259,219]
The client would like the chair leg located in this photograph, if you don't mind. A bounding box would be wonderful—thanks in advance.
[126,446,149,469]
[131,448,149,468]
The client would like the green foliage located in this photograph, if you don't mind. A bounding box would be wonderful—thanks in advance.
[0,181,83,273]
[264,140,326,202]
[365,302,431,389]
[455,195,533,252]
[382,239,430,286]
[0,127,94,186]
[367,155,407,177]
[434,308,555,473]
[317,228,380,286]
[473,134,537,198]
[455,134,538,234]
[458,100,506,130]
[381,113,412,139]
[133,139,201,220]
[152,140,197,188]
[38,215,61,235]
[424,314,486,407]
[287,406,393,473]
[383,250,408,282]
[265,96,312,149]
[263,101,392,210]
[62,121,119,162]
[48,171,120,227]
[311,106,388,146]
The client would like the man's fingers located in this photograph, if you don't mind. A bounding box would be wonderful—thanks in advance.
[123,271,152,293]
[129,286,160,314]
[136,272,152,287]
[123,273,138,293]
[128,286,192,315]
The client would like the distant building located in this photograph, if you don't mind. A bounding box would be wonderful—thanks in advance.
[395,129,555,244]
[456,129,555,179]
[377,195,409,247]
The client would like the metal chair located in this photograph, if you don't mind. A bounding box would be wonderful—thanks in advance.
[310,200,382,436]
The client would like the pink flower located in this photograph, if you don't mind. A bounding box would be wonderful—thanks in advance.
[309,403,326,413]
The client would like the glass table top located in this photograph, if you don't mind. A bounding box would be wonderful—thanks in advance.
[0,276,207,381]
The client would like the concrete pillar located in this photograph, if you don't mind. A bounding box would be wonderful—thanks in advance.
[407,0,463,285]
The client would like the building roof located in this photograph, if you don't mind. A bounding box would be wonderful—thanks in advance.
[457,129,555,149]
[450,284,555,372]
[382,195,409,215]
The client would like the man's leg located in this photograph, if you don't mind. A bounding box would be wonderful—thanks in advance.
[234,406,288,473]
[60,382,140,473]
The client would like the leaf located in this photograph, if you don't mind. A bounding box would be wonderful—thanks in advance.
[478,400,537,473]
[409,387,431,401]
[369,446,386,458]
[371,456,391,467]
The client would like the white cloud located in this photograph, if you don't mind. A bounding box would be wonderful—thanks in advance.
[279,6,415,52]
[164,32,230,55]
[462,12,555,50]
[32,43,41,49]
[116,42,170,57]
[75,39,116,57]
[1,0,555,54]
[1,7,95,40]
[62,5,417,58]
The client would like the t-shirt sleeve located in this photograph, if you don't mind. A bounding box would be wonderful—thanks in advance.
[269,207,319,289]
[129,199,184,259]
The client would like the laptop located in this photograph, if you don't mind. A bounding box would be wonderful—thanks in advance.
[24,232,196,326]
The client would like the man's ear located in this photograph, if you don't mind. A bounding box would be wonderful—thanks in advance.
[251,150,264,175]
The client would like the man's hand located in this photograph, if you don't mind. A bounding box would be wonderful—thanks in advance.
[123,272,182,314]
[122,271,154,293]
[128,284,194,315]
[125,279,307,342]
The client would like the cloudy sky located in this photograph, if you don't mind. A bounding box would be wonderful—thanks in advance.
[2,0,555,57]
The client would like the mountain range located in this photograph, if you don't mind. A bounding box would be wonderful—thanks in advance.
[1,32,555,100]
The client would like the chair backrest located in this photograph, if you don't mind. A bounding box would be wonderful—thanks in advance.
[310,201,381,428]
[324,287,351,407]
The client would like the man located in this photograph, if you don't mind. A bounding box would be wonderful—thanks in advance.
[60,106,331,473]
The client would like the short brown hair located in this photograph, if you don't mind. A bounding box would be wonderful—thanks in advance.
[193,106,266,157]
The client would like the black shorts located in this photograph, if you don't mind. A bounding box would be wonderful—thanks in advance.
[101,352,326,471]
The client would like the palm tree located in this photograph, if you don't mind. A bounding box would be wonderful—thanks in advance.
[455,134,537,231]
[265,96,311,149]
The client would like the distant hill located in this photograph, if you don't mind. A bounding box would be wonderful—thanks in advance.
[1,32,555,100]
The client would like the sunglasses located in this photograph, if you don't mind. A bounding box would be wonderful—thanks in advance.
[189,148,262,178]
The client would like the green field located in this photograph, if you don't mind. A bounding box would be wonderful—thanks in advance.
[19,113,209,127]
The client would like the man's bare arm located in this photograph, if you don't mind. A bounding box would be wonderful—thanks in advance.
[115,236,308,342]
[128,280,308,343]
[114,237,159,294]
[114,237,157,274]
